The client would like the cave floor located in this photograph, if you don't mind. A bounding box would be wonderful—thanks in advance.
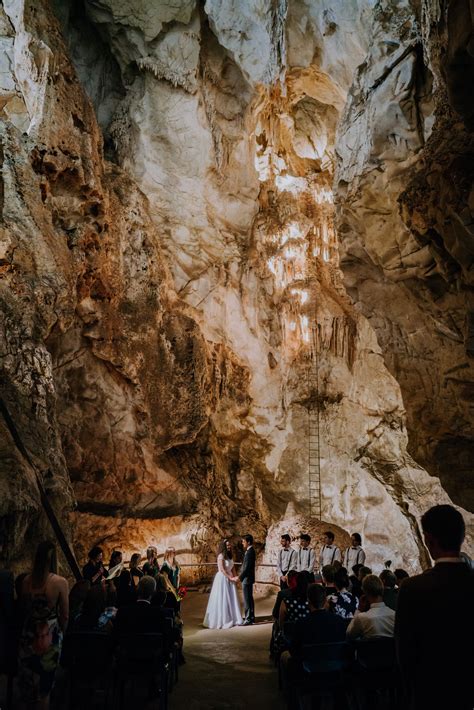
[170,587,285,709]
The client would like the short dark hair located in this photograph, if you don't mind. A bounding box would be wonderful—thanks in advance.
[138,575,156,599]
[359,566,372,580]
[394,568,409,582]
[242,534,254,545]
[379,570,397,588]
[334,569,349,590]
[352,563,363,575]
[322,564,335,583]
[362,574,383,598]
[351,533,362,545]
[300,533,311,543]
[88,546,103,561]
[307,583,326,609]
[281,534,291,543]
[421,504,465,551]
[324,531,334,542]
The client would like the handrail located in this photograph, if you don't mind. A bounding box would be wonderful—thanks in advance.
[0,396,82,581]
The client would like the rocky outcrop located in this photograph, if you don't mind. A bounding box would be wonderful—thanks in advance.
[335,0,474,512]
[1,0,473,577]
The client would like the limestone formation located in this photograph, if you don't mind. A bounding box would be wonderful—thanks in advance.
[0,0,472,579]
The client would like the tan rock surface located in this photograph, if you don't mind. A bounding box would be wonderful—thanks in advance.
[1,0,472,577]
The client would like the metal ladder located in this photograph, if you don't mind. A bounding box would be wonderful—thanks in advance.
[308,323,322,519]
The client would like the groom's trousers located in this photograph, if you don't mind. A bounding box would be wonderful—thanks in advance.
[242,579,255,622]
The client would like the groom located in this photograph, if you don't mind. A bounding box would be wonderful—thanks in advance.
[239,534,256,625]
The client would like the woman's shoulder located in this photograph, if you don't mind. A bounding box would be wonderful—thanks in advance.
[217,553,224,560]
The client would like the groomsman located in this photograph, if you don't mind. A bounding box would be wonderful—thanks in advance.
[297,534,316,579]
[343,533,366,570]
[319,531,342,568]
[277,534,297,589]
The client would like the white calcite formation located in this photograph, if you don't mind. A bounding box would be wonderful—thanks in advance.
[0,0,472,577]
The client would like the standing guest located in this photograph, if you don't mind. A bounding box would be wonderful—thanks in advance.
[143,546,160,578]
[297,534,315,579]
[18,541,69,710]
[319,531,341,568]
[276,534,297,589]
[328,568,357,619]
[161,547,180,590]
[108,550,123,570]
[82,546,108,585]
[343,533,366,570]
[346,574,395,640]
[238,534,256,625]
[129,553,143,591]
[116,569,135,607]
[395,505,474,710]
[321,564,337,596]
[394,568,409,586]
[379,569,398,611]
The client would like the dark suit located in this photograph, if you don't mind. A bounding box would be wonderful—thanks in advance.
[114,599,166,636]
[239,546,256,622]
[395,561,474,710]
[289,609,348,657]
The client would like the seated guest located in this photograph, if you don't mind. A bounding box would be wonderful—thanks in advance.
[116,569,135,607]
[396,504,474,710]
[280,583,348,692]
[129,553,143,591]
[394,568,409,586]
[152,573,180,614]
[328,568,357,619]
[143,546,160,577]
[272,570,298,620]
[161,547,181,590]
[77,583,116,633]
[114,576,165,635]
[349,563,363,597]
[346,574,395,640]
[379,569,398,611]
[279,571,312,630]
[68,579,91,630]
[108,550,123,570]
[82,546,108,585]
[321,564,337,595]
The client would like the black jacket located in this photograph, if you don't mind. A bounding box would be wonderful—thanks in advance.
[289,609,348,657]
[114,600,166,636]
[239,546,256,584]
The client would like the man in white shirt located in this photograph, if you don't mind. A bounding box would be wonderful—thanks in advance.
[297,534,316,579]
[319,531,342,569]
[346,574,395,639]
[343,532,366,570]
[276,534,297,589]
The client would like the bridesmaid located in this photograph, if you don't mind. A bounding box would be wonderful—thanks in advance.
[161,547,180,591]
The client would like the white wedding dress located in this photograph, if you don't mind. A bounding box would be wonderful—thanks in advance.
[203,553,243,629]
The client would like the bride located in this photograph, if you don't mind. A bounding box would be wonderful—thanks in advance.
[203,539,243,629]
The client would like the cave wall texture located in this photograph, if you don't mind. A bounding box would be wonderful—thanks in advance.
[0,0,473,575]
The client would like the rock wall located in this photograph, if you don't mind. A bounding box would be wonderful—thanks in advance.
[1,0,472,577]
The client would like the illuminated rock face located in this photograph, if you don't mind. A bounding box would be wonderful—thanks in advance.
[0,0,472,575]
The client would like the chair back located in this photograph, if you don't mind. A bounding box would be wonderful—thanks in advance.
[162,608,175,621]
[354,636,395,671]
[116,632,166,668]
[62,631,114,672]
[301,642,353,674]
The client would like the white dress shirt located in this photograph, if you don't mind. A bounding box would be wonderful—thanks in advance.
[319,544,342,567]
[343,546,366,571]
[276,547,297,577]
[297,547,316,573]
[346,602,395,640]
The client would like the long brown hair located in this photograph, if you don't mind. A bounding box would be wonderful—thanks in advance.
[31,541,57,588]
[218,539,232,560]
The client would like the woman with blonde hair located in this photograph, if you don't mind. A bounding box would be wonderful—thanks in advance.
[161,547,180,591]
